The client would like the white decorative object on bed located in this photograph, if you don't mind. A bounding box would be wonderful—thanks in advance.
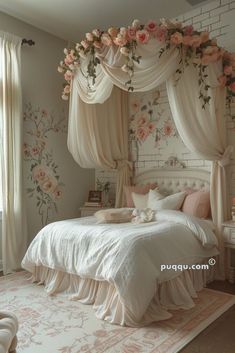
[21,167,217,327]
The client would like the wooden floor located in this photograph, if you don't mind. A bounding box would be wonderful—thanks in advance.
[1,271,234,352]
[180,281,235,353]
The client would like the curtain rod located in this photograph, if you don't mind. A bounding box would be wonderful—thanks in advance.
[21,38,35,46]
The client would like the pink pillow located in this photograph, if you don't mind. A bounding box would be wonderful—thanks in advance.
[182,190,210,219]
[124,183,158,207]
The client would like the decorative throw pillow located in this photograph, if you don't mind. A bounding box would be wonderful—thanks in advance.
[124,183,158,207]
[182,190,210,219]
[131,192,149,209]
[132,188,164,209]
[94,208,133,223]
[148,189,186,211]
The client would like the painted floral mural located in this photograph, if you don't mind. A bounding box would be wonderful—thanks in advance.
[23,103,67,226]
[129,88,178,147]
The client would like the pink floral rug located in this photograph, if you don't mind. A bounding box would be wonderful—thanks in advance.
[1,272,235,353]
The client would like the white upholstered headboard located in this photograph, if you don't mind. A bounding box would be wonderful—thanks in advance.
[135,168,210,194]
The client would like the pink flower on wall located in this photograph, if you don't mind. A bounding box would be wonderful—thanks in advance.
[129,90,179,148]
[163,121,173,136]
[24,103,66,226]
[136,126,149,142]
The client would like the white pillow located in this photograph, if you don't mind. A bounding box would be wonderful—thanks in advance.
[148,189,186,211]
[132,188,163,209]
[131,192,149,209]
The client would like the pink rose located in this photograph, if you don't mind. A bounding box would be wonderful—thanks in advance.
[170,31,183,45]
[190,35,202,48]
[148,122,156,133]
[52,187,62,200]
[224,65,233,76]
[136,30,150,44]
[136,126,149,142]
[137,114,149,126]
[155,26,167,42]
[81,40,89,49]
[41,179,56,194]
[145,20,158,32]
[203,46,215,55]
[127,27,137,40]
[113,34,127,46]
[93,41,102,49]
[164,122,173,136]
[217,75,227,87]
[182,35,192,46]
[200,31,209,43]
[229,82,235,92]
[108,27,118,38]
[32,165,51,182]
[31,146,40,156]
[184,25,194,36]
[64,85,71,94]
[101,33,113,46]
[201,55,211,65]
[64,70,73,81]
[210,51,220,62]
[85,32,94,41]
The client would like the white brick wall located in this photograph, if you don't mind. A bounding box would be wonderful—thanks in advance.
[96,0,235,204]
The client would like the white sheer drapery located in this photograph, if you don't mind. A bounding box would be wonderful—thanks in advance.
[68,86,131,207]
[0,32,28,274]
[167,62,230,278]
[68,39,231,269]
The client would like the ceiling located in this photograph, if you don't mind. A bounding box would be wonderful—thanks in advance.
[0,0,214,42]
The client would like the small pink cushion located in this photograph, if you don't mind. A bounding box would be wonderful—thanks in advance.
[124,183,158,207]
[182,190,210,219]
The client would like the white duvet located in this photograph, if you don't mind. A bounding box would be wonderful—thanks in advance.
[22,210,219,323]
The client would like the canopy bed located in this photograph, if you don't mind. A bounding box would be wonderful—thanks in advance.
[22,166,219,326]
[22,18,235,326]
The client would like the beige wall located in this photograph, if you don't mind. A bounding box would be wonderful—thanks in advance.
[0,11,95,251]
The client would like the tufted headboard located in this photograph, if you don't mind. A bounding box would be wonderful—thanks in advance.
[135,168,210,194]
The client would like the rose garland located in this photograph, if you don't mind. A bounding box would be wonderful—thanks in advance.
[58,18,235,109]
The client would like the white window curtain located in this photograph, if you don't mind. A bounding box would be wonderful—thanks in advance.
[0,32,27,274]
[68,40,232,275]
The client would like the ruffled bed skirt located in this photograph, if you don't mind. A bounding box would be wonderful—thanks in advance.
[31,265,214,327]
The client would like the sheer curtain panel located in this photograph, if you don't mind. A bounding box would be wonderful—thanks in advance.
[0,32,27,274]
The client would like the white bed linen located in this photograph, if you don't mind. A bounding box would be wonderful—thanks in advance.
[22,210,218,324]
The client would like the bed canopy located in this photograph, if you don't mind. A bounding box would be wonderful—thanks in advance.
[59,19,235,275]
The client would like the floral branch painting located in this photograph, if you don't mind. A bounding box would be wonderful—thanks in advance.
[23,103,67,226]
[129,89,178,147]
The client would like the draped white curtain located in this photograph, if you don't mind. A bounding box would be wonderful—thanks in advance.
[166,62,231,278]
[68,85,131,207]
[0,32,27,274]
[68,39,231,272]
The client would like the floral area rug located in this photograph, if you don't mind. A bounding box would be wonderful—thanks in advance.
[1,272,235,353]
